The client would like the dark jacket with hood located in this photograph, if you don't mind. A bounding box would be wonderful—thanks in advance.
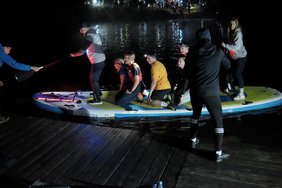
[185,28,230,96]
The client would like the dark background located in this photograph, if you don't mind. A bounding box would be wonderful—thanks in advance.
[1,1,281,93]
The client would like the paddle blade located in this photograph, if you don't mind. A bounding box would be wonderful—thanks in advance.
[14,70,35,83]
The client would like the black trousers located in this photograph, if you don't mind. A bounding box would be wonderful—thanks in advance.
[190,94,224,151]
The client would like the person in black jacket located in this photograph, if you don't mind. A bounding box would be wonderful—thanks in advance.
[184,28,231,162]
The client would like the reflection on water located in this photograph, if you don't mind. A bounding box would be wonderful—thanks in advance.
[85,19,218,88]
[98,19,216,57]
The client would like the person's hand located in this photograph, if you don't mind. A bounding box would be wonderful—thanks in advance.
[126,89,132,94]
[0,80,4,87]
[31,66,43,72]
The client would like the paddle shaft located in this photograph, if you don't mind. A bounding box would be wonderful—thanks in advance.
[14,57,66,83]
[42,58,65,69]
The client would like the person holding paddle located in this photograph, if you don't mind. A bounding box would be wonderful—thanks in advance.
[70,23,106,105]
[0,41,42,124]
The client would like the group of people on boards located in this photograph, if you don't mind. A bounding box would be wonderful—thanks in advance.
[113,51,175,111]
[110,17,247,163]
[0,17,247,163]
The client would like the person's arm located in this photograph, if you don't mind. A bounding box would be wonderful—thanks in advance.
[0,51,31,71]
[119,74,125,91]
[127,75,140,93]
[222,30,243,52]
[70,38,92,57]
[148,79,157,101]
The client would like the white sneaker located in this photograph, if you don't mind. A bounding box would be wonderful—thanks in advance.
[233,94,245,101]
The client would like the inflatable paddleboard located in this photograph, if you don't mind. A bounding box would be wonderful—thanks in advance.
[32,86,282,119]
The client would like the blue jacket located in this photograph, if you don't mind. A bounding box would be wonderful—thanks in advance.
[0,43,31,71]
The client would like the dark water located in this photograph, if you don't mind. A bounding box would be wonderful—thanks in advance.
[2,5,282,126]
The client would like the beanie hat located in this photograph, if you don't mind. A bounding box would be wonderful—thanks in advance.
[196,28,211,40]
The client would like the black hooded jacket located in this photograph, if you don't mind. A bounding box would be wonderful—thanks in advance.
[184,39,230,96]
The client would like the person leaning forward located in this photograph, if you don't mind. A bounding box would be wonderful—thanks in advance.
[0,41,42,124]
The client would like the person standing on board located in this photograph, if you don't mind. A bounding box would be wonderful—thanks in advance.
[70,23,106,105]
[0,41,42,124]
[184,28,231,162]
[222,17,247,100]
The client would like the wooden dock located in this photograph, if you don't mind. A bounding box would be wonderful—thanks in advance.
[0,111,282,188]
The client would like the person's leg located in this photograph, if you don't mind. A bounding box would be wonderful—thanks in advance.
[203,96,223,151]
[189,94,203,147]
[233,57,247,100]
[150,89,175,111]
[224,60,235,93]
[90,62,105,103]
[0,86,9,123]
[117,84,141,107]
[235,57,247,90]
[203,95,229,162]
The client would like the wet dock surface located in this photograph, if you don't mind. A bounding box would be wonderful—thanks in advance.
[0,110,282,188]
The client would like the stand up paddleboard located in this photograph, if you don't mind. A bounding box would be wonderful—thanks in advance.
[32,86,282,119]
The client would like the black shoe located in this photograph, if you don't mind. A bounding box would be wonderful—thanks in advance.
[224,88,234,95]
[0,116,9,125]
[190,138,200,149]
[163,93,172,102]
[167,100,176,111]
[215,152,230,162]
[88,100,103,105]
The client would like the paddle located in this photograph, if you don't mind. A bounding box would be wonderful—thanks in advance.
[14,57,66,83]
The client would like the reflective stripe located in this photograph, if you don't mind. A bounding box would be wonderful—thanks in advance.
[214,128,224,133]
[191,119,198,124]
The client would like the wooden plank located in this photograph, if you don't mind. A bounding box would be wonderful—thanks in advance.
[55,127,121,185]
[20,122,81,179]
[2,118,64,158]
[7,120,74,177]
[71,128,134,186]
[89,130,143,185]
[175,139,282,187]
[1,111,282,188]
[160,148,188,188]
[0,116,42,146]
[121,135,164,188]
[43,125,109,183]
[139,141,175,187]
[25,123,94,180]
[105,132,154,187]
